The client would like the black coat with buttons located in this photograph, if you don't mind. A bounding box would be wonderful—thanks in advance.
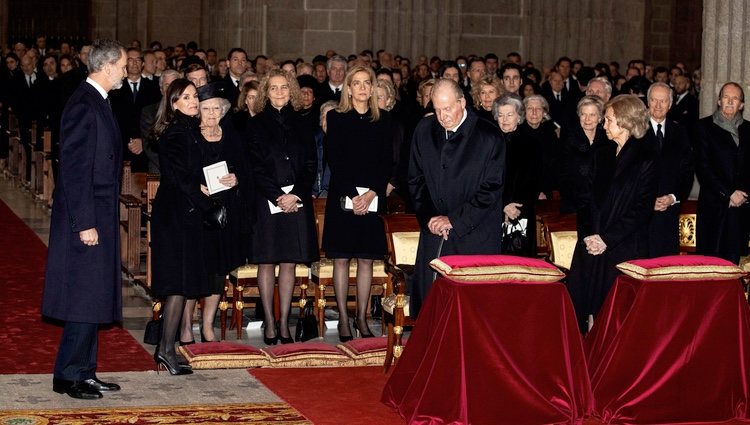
[408,109,506,318]
[43,81,123,323]
[248,103,319,263]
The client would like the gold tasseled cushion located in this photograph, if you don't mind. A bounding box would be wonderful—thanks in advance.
[392,232,419,266]
[231,264,310,280]
[549,231,578,270]
[337,338,389,366]
[311,259,386,279]
[382,293,410,317]
[262,342,353,367]
[178,342,269,369]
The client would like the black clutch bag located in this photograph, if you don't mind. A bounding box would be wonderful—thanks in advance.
[143,317,162,345]
[203,198,227,229]
[295,299,319,342]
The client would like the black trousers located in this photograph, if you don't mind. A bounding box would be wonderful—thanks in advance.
[53,321,99,381]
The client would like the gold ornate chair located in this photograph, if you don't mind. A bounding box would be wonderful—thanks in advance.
[382,214,420,372]
[678,200,697,254]
[541,213,578,272]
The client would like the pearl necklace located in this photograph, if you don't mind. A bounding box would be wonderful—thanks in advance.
[201,126,222,138]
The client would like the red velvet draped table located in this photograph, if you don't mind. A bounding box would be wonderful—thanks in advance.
[586,274,750,424]
[381,276,593,425]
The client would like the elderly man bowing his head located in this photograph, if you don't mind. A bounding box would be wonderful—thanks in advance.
[408,78,506,318]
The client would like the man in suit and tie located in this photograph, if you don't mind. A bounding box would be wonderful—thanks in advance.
[109,47,161,171]
[317,55,347,103]
[223,47,248,105]
[11,53,49,180]
[668,75,699,128]
[645,82,694,257]
[408,78,506,318]
[42,38,127,400]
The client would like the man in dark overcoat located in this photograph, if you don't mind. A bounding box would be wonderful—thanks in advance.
[644,82,694,257]
[42,39,127,400]
[408,78,506,318]
[695,82,750,263]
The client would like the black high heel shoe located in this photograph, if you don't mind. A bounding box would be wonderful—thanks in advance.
[263,323,278,346]
[154,352,193,376]
[200,328,215,343]
[277,324,294,344]
[353,318,374,338]
[338,320,353,343]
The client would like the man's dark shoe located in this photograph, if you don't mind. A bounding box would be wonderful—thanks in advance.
[83,377,121,392]
[52,378,102,400]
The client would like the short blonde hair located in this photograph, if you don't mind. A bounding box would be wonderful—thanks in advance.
[470,75,504,110]
[605,94,649,139]
[376,79,397,111]
[576,95,605,119]
[337,65,380,121]
[253,69,302,113]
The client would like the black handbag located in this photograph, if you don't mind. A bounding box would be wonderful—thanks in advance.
[501,218,529,255]
[143,317,162,345]
[295,299,319,342]
[203,198,227,229]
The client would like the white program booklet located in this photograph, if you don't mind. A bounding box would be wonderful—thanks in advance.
[203,161,230,195]
[344,187,378,213]
[268,184,303,214]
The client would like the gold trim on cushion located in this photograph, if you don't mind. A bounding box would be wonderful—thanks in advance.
[392,232,420,266]
[430,258,565,282]
[337,344,386,366]
[178,346,269,369]
[616,262,745,281]
[232,264,309,279]
[263,352,353,367]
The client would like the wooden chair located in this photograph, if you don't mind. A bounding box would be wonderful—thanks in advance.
[382,213,420,372]
[222,263,310,340]
[535,198,562,257]
[541,213,578,272]
[119,161,146,280]
[310,197,389,337]
[678,200,697,254]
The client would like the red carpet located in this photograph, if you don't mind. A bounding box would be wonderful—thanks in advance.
[0,199,154,374]
[251,367,404,425]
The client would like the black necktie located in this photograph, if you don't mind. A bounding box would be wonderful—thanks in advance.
[235,79,239,88]
[446,130,454,140]
[656,123,664,150]
[556,93,561,102]
[27,75,32,88]
[131,81,138,102]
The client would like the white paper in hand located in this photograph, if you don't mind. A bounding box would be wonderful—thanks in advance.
[203,161,231,195]
[344,187,378,213]
[268,184,303,214]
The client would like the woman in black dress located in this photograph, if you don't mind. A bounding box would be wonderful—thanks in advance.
[323,65,394,341]
[248,69,318,345]
[179,82,246,343]
[494,94,540,257]
[522,94,559,199]
[151,79,207,375]
[566,94,656,333]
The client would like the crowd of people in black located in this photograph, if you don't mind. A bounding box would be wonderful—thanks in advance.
[5,36,750,372]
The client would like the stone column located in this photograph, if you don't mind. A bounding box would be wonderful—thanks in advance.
[700,0,750,120]
[0,0,8,49]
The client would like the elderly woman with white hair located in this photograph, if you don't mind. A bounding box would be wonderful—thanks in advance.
[493,94,540,257]
[521,94,559,199]
[180,81,248,344]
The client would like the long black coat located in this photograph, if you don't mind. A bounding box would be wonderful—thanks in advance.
[644,120,694,257]
[408,110,506,318]
[42,81,123,323]
[694,116,750,263]
[322,108,394,258]
[566,137,656,332]
[559,124,611,214]
[200,122,248,276]
[151,112,213,298]
[503,124,542,257]
[248,104,318,264]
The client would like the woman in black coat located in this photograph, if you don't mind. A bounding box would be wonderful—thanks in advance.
[494,94,540,257]
[695,82,750,263]
[566,94,656,333]
[522,94,560,199]
[151,79,209,375]
[248,69,318,345]
[559,96,610,214]
[179,82,247,344]
[323,65,394,341]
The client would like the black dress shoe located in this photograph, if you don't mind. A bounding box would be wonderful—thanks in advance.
[83,377,121,392]
[53,378,102,400]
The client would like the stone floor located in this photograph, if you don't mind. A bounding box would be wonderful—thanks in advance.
[0,175,385,355]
